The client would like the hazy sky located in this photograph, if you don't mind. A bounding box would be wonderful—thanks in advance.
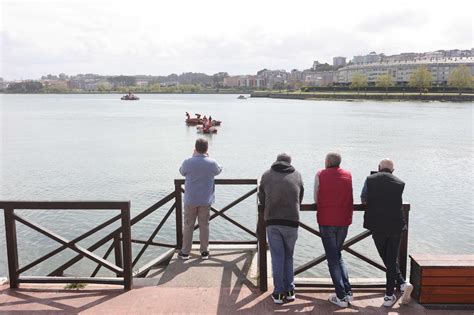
[1,0,472,80]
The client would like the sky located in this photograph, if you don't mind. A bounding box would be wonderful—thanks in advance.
[1,0,473,80]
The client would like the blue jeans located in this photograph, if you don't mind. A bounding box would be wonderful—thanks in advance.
[319,225,351,299]
[267,225,298,294]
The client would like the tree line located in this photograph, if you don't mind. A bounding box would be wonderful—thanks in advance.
[3,66,472,94]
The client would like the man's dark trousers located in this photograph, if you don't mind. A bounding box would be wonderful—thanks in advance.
[372,233,405,296]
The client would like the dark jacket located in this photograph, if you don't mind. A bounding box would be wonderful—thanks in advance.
[363,171,405,234]
[258,161,304,227]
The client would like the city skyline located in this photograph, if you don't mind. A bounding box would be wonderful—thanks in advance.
[1,0,473,80]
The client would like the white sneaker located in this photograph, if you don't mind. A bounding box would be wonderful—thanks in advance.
[383,295,396,307]
[346,291,354,303]
[271,293,284,304]
[400,282,413,304]
[328,294,348,308]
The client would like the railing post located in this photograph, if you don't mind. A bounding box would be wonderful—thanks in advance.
[114,233,123,277]
[257,204,268,292]
[399,205,410,279]
[4,208,19,289]
[121,203,132,290]
[175,181,183,250]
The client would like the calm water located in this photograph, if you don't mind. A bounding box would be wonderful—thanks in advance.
[0,94,473,279]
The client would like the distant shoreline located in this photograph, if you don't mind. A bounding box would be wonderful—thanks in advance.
[0,91,249,95]
[2,91,473,102]
[250,92,474,102]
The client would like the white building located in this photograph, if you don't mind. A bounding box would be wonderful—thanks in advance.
[257,70,289,88]
[333,56,346,67]
[336,57,474,85]
[352,52,383,64]
[305,71,336,86]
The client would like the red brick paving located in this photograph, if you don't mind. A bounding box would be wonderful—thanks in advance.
[1,284,471,314]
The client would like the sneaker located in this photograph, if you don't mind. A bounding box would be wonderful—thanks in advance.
[177,251,189,260]
[201,251,210,260]
[382,295,396,307]
[328,293,348,308]
[286,290,296,301]
[346,291,354,303]
[271,293,284,304]
[400,282,413,304]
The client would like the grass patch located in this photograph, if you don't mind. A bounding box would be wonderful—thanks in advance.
[64,283,87,290]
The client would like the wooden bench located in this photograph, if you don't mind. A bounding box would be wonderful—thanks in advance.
[410,254,474,306]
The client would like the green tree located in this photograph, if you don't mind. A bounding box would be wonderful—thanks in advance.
[107,76,136,88]
[43,84,70,93]
[350,73,368,94]
[149,83,162,92]
[376,73,394,94]
[212,72,229,87]
[97,83,111,92]
[6,81,43,93]
[409,66,432,95]
[272,82,285,92]
[448,65,473,95]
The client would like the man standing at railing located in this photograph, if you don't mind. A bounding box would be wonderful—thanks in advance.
[361,158,413,307]
[314,152,353,308]
[178,138,222,260]
[258,153,304,305]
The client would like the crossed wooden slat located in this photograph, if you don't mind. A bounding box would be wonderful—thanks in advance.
[14,213,123,275]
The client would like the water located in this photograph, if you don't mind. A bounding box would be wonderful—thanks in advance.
[1,94,473,279]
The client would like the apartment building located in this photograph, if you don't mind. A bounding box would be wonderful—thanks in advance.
[337,57,474,85]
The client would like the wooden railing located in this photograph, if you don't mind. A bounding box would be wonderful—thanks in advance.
[48,192,177,279]
[0,179,260,290]
[257,203,410,291]
[0,201,132,290]
[174,179,259,248]
[1,181,410,294]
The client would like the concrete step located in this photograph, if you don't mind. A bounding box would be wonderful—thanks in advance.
[146,245,258,288]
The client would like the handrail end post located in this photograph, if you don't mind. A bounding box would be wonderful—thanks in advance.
[121,203,133,291]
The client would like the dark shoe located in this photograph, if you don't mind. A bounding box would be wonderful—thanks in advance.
[201,251,210,260]
[286,290,296,301]
[177,251,189,260]
[271,293,284,304]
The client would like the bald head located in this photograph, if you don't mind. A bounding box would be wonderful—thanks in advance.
[378,158,394,172]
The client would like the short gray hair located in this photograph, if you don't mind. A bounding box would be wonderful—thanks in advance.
[276,153,291,163]
[326,152,341,168]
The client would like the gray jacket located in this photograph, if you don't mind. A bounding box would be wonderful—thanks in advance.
[258,161,304,227]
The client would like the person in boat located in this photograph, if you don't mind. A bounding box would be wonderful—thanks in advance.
[195,113,201,119]
[202,116,208,127]
[186,112,191,119]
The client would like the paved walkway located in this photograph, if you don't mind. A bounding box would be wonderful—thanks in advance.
[0,249,471,314]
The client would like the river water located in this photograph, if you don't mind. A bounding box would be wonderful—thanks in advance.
[0,94,472,279]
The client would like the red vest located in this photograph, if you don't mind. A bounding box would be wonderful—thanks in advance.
[316,167,353,226]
